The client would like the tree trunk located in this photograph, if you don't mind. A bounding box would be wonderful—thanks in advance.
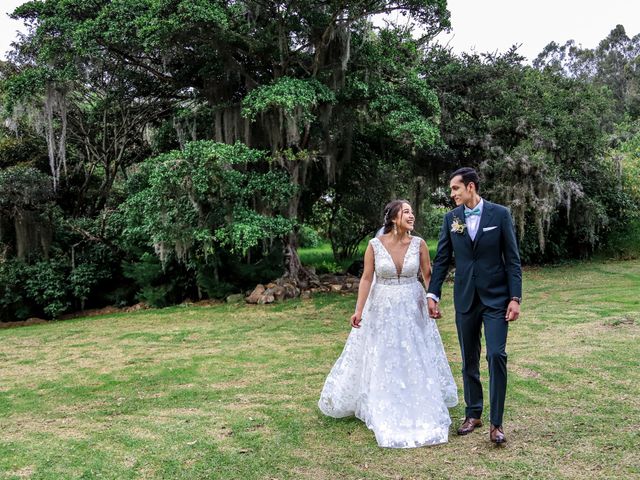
[282,236,317,289]
[413,176,423,232]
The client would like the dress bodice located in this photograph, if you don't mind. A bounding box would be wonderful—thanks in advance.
[370,236,421,281]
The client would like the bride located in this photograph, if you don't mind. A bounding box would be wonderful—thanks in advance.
[318,200,458,448]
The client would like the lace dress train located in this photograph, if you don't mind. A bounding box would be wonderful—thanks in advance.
[318,236,458,448]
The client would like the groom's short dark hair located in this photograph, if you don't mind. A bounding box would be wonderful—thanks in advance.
[450,167,480,192]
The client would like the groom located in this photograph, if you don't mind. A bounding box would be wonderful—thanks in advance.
[427,167,522,444]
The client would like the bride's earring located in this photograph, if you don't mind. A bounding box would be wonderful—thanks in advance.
[393,223,398,236]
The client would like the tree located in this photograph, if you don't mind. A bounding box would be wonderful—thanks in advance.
[424,47,623,261]
[8,0,451,283]
[0,165,54,260]
[120,140,294,293]
[534,25,640,120]
[3,40,176,214]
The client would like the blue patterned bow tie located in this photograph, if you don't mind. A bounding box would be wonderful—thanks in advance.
[464,208,481,217]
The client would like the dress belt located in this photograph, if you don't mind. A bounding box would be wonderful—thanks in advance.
[376,276,418,285]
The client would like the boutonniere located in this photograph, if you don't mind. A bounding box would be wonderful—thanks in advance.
[450,216,467,234]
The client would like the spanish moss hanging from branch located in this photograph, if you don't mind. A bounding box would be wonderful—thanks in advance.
[42,83,69,193]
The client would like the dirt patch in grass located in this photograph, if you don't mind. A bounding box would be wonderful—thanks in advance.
[148,407,207,417]
[289,465,338,480]
[223,401,271,413]
[2,413,109,441]
[126,426,162,441]
[0,318,50,329]
[53,400,111,415]
[510,364,542,378]
[207,424,234,442]
[5,466,35,479]
[603,313,639,327]
[206,377,264,391]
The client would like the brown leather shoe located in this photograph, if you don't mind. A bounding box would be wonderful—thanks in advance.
[490,424,506,444]
[457,417,482,435]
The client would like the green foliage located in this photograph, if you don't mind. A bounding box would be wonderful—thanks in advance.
[122,140,294,262]
[0,259,31,321]
[425,47,625,262]
[615,121,640,202]
[214,208,293,256]
[316,142,412,260]
[1,254,75,321]
[298,224,321,248]
[312,28,445,262]
[0,251,117,321]
[367,72,441,149]
[195,269,236,300]
[534,25,640,120]
[2,66,53,112]
[121,253,194,308]
[600,121,640,258]
[0,165,54,212]
[68,262,104,309]
[4,0,640,321]
[2,0,452,316]
[315,259,343,274]
[122,253,163,289]
[344,29,443,152]
[326,200,372,261]
[23,258,70,318]
[242,77,336,122]
[0,126,48,170]
[417,205,446,239]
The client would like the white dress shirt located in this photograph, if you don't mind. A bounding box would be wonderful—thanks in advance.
[464,198,484,241]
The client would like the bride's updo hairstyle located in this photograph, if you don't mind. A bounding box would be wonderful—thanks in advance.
[382,199,411,234]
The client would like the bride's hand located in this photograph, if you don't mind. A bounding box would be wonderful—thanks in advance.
[350,312,362,328]
[427,297,441,319]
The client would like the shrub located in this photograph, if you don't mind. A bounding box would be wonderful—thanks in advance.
[0,259,31,321]
[298,224,322,248]
[23,258,70,318]
[315,260,342,274]
[122,253,194,307]
[417,205,446,239]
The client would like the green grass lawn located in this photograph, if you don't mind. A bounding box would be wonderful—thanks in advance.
[1,260,639,479]
[298,238,438,273]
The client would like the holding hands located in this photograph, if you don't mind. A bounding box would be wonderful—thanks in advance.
[427,297,442,319]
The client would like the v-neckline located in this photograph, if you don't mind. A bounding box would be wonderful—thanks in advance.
[376,237,413,276]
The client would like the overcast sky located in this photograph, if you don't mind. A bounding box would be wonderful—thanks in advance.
[434,0,640,61]
[2,0,640,62]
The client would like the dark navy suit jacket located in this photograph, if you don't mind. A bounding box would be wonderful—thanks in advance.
[428,201,522,314]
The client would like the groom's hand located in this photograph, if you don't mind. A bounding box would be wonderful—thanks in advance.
[506,300,520,321]
[428,298,441,319]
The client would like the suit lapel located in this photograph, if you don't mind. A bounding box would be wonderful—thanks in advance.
[473,200,495,251]
[454,205,473,250]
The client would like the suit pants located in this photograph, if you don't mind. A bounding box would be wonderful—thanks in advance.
[455,293,509,427]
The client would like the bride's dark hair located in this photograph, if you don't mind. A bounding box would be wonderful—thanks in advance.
[382,200,411,234]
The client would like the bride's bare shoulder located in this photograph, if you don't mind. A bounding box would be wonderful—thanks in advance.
[413,235,428,248]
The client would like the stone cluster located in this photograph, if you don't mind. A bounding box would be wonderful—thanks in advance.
[242,273,361,304]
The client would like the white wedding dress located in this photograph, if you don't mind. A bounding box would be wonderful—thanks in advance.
[318,235,458,448]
